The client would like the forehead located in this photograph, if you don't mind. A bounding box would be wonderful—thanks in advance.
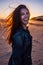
[20,8,28,13]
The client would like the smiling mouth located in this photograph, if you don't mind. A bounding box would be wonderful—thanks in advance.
[24,19,28,22]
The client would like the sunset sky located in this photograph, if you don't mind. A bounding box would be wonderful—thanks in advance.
[0,0,43,19]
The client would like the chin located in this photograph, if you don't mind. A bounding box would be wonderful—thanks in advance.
[24,23,28,25]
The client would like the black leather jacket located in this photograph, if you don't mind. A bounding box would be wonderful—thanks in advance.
[8,27,32,65]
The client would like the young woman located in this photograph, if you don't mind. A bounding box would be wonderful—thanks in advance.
[8,4,32,65]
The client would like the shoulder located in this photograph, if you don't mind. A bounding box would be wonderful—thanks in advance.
[12,29,25,47]
[12,29,25,41]
[13,29,24,37]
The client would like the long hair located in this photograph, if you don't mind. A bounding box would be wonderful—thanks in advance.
[7,4,30,44]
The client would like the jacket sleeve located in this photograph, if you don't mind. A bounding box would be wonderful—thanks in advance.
[23,34,32,65]
[12,33,23,65]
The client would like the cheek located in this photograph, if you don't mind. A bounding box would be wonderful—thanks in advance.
[21,15,25,21]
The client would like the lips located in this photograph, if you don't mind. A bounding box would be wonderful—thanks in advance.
[24,17,28,20]
[24,20,28,21]
[24,19,28,22]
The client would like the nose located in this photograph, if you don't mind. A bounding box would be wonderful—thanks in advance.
[24,14,28,18]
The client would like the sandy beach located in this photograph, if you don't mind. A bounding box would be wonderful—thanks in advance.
[0,20,43,65]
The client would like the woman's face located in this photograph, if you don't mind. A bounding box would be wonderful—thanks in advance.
[20,8,29,26]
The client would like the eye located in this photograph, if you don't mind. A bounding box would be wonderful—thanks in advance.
[21,13,24,16]
[26,12,28,15]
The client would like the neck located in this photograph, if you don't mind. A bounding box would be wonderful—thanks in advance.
[22,24,28,30]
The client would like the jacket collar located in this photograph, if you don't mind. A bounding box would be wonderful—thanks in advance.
[19,26,30,34]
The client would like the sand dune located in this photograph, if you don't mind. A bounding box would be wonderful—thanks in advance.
[31,16,43,21]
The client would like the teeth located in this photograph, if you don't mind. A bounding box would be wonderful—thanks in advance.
[24,20,28,21]
[24,19,28,21]
[26,19,27,20]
